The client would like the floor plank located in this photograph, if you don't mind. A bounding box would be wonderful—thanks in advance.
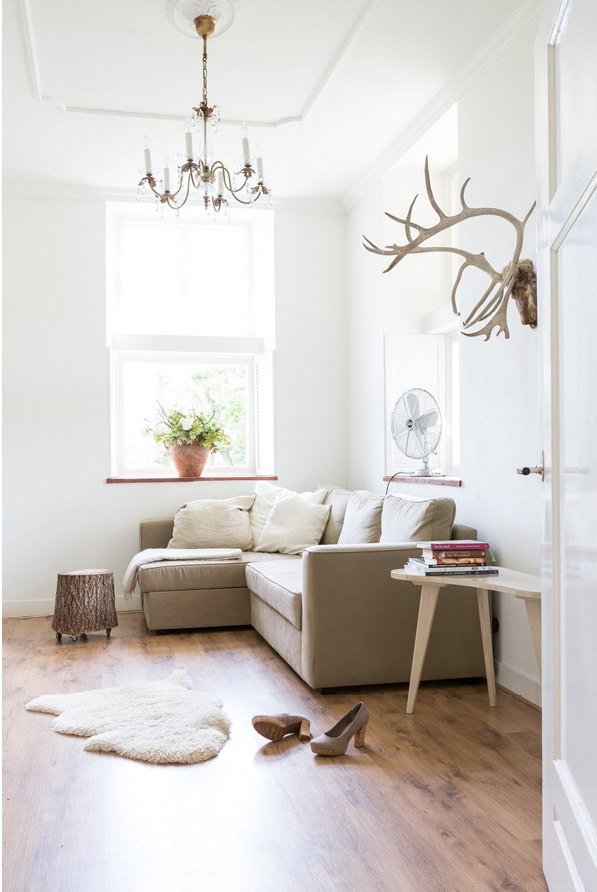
[2,613,547,892]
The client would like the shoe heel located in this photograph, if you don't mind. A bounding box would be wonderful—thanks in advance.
[354,722,368,748]
[299,719,311,740]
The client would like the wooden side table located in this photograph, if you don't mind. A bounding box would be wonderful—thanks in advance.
[391,567,541,713]
[52,569,118,642]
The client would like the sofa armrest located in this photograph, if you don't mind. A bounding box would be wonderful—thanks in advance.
[452,523,478,540]
[139,517,174,551]
[300,543,485,689]
[301,544,421,688]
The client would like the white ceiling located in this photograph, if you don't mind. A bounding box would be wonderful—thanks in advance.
[3,0,533,203]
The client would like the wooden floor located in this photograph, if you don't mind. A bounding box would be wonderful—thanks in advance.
[2,613,546,892]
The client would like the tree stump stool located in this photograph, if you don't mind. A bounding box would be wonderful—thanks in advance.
[52,570,118,642]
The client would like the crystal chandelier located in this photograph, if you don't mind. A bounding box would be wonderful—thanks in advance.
[137,14,270,215]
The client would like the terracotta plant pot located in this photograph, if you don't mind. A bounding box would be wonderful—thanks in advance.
[170,444,211,478]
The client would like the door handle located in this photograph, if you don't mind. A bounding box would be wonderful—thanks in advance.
[517,450,545,481]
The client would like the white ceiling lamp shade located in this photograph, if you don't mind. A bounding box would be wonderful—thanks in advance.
[138,0,270,216]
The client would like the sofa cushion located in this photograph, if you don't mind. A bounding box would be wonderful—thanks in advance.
[379,494,456,543]
[246,561,303,630]
[249,482,326,546]
[138,551,298,593]
[168,495,256,550]
[256,495,331,554]
[337,491,384,544]
[317,484,352,545]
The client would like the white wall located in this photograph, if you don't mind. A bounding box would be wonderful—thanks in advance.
[273,208,348,491]
[347,183,385,488]
[346,29,542,704]
[2,196,347,616]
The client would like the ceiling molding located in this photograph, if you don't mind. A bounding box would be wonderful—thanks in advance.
[342,0,544,212]
[19,0,379,129]
[2,181,345,214]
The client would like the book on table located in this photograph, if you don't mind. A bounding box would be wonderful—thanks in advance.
[407,540,498,576]
[416,540,489,551]
[420,552,488,565]
[404,560,499,577]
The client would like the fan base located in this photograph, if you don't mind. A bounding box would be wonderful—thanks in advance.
[412,468,443,476]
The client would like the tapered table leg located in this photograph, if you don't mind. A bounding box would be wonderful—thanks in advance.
[523,598,541,674]
[406,584,441,714]
[476,588,497,707]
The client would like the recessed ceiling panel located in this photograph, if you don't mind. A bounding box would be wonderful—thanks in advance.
[29,0,367,120]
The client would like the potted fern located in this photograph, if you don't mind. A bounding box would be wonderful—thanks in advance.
[147,405,231,477]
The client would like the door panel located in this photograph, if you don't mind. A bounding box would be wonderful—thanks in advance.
[560,191,597,836]
[556,1,597,185]
[537,0,597,888]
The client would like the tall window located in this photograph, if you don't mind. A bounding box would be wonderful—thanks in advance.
[107,204,275,478]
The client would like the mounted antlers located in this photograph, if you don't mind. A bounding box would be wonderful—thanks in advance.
[363,157,536,340]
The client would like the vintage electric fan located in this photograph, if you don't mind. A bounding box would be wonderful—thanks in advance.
[390,388,442,476]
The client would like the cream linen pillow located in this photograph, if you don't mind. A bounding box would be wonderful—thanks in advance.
[168,495,256,550]
[316,484,352,545]
[249,482,326,546]
[337,491,384,544]
[256,494,331,554]
[379,494,455,543]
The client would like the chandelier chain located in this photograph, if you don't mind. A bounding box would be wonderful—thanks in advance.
[202,37,208,107]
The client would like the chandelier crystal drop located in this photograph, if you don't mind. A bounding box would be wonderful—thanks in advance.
[137,14,271,215]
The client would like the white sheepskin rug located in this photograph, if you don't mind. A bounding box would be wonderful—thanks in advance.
[25,669,230,764]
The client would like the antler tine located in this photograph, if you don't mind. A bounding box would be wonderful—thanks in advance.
[404,194,419,242]
[424,155,447,221]
[460,177,471,209]
[462,298,511,340]
[362,235,405,257]
[385,202,425,243]
[522,200,536,226]
[462,273,504,328]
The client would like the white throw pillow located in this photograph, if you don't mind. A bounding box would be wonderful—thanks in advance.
[249,482,325,546]
[337,491,384,544]
[256,494,331,554]
[317,484,353,545]
[168,495,256,550]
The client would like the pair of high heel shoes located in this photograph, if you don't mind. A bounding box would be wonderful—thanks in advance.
[252,701,369,756]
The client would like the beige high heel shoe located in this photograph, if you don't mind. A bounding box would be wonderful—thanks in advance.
[310,701,369,756]
[252,713,311,742]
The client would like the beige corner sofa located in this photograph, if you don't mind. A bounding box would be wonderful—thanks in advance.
[137,486,486,690]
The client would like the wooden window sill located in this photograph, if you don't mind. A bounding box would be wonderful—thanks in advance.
[106,476,278,484]
[383,475,462,487]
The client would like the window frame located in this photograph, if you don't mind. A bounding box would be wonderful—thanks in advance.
[110,340,262,479]
[106,203,276,481]
[444,329,461,476]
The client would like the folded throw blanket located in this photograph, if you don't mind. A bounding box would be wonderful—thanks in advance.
[123,548,243,598]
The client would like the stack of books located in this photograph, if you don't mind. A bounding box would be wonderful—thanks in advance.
[405,540,498,577]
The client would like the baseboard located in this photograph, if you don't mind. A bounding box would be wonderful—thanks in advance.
[496,683,541,712]
[494,659,541,708]
[2,596,142,618]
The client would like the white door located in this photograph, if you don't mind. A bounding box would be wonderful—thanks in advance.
[536,0,597,888]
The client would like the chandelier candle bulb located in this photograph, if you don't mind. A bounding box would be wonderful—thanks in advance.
[256,155,264,182]
[217,170,224,195]
[242,135,251,167]
[185,131,193,160]
[163,165,170,192]
[142,135,152,174]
